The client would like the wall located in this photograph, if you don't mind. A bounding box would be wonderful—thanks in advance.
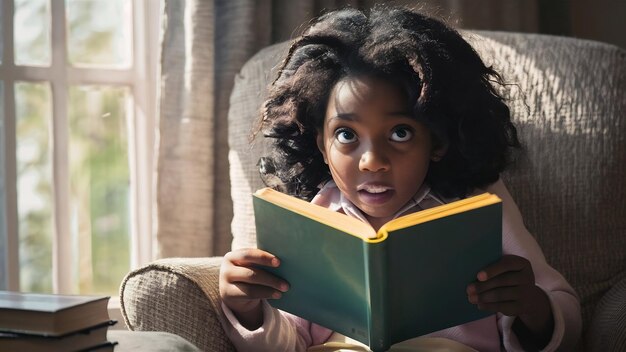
[391,0,625,49]
[570,0,626,49]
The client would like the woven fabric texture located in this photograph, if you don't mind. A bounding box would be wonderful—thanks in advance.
[587,276,626,351]
[471,32,626,326]
[120,258,236,352]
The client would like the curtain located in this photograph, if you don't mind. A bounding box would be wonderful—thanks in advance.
[155,0,539,258]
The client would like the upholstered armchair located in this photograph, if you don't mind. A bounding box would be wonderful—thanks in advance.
[119,31,626,351]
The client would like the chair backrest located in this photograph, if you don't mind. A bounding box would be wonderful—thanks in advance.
[227,31,626,335]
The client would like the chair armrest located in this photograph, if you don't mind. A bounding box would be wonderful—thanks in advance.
[586,274,626,351]
[120,257,235,352]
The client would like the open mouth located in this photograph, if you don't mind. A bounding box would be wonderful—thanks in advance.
[357,184,393,193]
[357,185,395,204]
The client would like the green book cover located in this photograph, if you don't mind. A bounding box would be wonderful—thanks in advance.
[254,188,502,352]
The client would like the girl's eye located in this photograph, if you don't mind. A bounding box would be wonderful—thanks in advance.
[390,126,413,142]
[335,128,357,144]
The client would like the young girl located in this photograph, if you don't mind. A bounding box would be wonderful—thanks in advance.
[219,6,581,352]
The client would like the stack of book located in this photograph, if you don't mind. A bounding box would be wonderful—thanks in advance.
[0,291,118,351]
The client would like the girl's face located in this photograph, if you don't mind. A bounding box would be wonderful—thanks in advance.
[317,75,440,230]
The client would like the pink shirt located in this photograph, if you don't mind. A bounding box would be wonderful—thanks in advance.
[220,179,582,351]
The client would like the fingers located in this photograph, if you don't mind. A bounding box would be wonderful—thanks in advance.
[220,248,290,307]
[476,255,532,282]
[468,284,536,317]
[225,264,290,294]
[468,286,521,304]
[224,281,284,301]
[224,248,281,268]
[467,270,532,295]
[467,255,542,318]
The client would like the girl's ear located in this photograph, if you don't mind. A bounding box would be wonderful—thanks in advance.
[316,131,328,164]
[431,144,448,162]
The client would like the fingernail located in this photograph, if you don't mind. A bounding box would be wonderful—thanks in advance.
[466,285,475,294]
[468,294,477,304]
[477,271,487,281]
[271,257,280,267]
[272,291,282,299]
[280,283,289,292]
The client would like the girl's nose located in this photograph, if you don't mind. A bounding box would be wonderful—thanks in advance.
[359,147,390,172]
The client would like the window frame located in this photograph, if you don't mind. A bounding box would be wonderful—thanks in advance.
[0,0,160,295]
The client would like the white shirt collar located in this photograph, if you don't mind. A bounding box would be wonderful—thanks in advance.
[312,180,448,227]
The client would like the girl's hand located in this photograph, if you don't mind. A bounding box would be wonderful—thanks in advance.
[466,255,554,349]
[219,248,290,330]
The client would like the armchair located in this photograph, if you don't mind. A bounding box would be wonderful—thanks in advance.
[120,31,626,351]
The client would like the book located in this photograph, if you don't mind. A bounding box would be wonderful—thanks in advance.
[253,187,502,352]
[0,291,110,336]
[0,320,116,352]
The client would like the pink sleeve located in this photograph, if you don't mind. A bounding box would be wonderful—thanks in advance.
[486,180,582,351]
[217,184,337,351]
[220,300,333,352]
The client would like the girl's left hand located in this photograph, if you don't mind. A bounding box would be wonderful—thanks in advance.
[466,255,554,348]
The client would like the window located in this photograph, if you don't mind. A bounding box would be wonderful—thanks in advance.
[0,0,160,296]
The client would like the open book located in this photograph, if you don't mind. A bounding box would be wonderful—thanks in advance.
[253,187,502,352]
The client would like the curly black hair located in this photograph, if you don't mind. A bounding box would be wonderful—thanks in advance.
[257,5,520,201]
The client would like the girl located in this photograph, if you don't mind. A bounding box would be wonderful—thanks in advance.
[219,6,581,352]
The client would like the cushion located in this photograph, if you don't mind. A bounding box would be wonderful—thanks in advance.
[108,331,201,352]
[120,257,236,352]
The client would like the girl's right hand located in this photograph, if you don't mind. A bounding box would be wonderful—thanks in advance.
[219,248,290,330]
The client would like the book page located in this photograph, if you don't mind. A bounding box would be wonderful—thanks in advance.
[380,193,500,235]
[254,188,377,240]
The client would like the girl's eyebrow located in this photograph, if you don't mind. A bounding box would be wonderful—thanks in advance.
[331,111,413,121]
[387,111,414,117]
[332,113,358,121]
